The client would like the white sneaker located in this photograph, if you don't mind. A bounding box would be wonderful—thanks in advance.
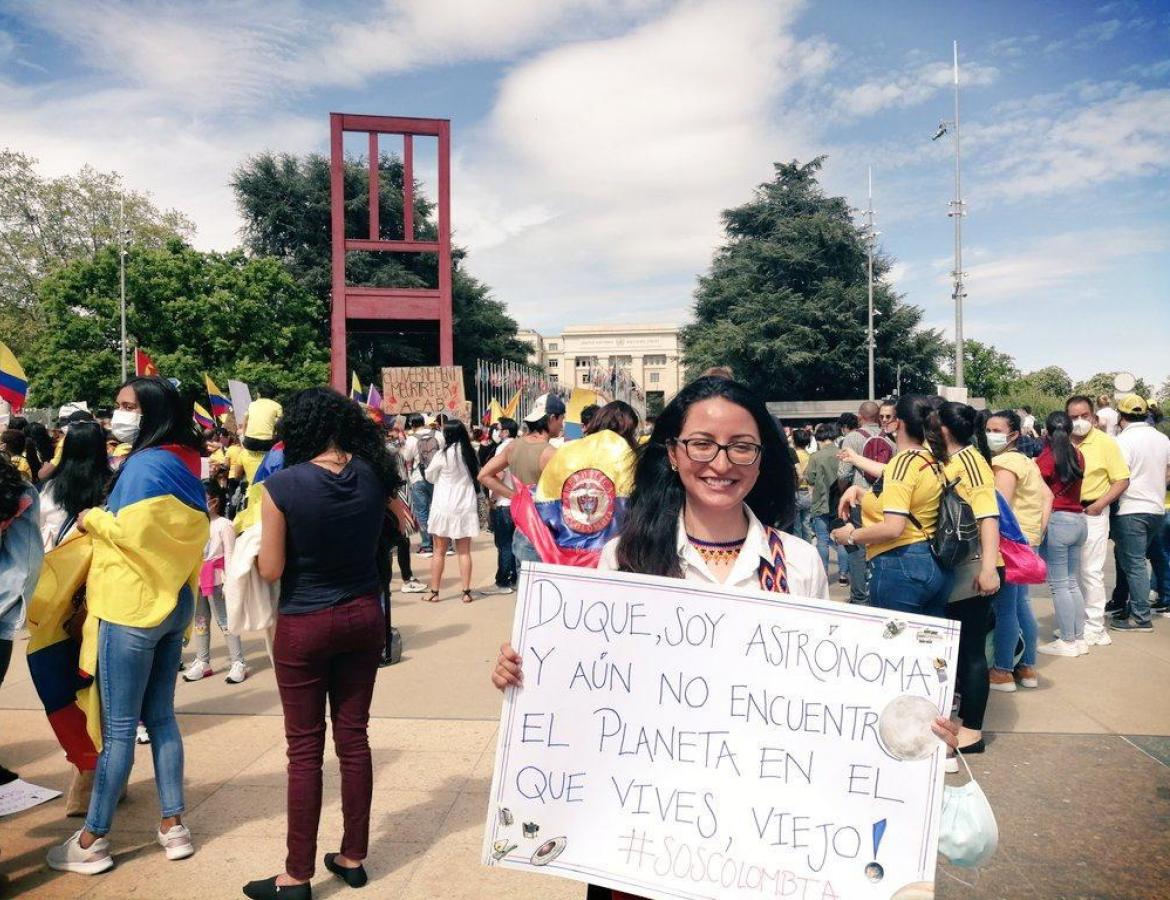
[402,578,427,593]
[181,660,212,682]
[136,724,151,745]
[225,661,250,684]
[1085,630,1112,647]
[1076,639,1089,656]
[420,549,434,558]
[446,547,454,556]
[46,829,114,874]
[1037,639,1080,658]
[156,824,195,860]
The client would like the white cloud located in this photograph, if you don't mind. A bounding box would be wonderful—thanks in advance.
[832,58,998,118]
[452,0,827,328]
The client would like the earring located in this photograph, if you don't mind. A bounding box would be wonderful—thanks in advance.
[670,462,679,472]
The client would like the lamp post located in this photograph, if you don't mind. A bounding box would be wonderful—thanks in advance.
[932,40,966,391]
[119,196,128,383]
[863,166,878,401]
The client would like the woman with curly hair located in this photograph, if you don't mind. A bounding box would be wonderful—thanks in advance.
[244,387,410,900]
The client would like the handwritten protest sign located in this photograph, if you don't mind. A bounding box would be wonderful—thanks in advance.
[381,366,465,417]
[483,563,959,899]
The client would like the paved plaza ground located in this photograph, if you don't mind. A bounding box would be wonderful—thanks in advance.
[2,534,1168,899]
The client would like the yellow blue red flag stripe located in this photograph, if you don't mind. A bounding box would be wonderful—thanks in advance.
[0,341,29,411]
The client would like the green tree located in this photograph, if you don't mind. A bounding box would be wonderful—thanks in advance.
[944,339,1020,400]
[26,240,328,408]
[0,150,194,354]
[1156,377,1170,407]
[231,152,528,395]
[682,158,946,400]
[1013,365,1073,398]
[1073,371,1152,400]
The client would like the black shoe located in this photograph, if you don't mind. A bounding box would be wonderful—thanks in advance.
[1109,618,1153,633]
[242,876,312,899]
[324,853,368,888]
[1150,599,1170,614]
[0,763,19,786]
[957,739,985,754]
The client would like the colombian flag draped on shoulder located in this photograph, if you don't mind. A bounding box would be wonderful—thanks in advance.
[0,341,29,412]
[510,430,635,567]
[84,445,208,629]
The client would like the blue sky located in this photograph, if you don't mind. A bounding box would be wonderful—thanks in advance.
[2,0,1167,389]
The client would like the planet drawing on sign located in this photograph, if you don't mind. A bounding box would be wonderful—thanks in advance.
[878,694,940,761]
[531,836,567,866]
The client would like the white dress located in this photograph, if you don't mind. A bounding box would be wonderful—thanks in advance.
[424,445,480,539]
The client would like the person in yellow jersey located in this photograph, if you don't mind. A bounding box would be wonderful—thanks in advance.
[1065,394,1130,646]
[833,394,951,617]
[233,396,283,484]
[985,410,1053,694]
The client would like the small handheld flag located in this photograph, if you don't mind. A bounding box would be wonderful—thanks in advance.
[135,349,158,377]
[193,402,215,431]
[350,372,367,404]
[0,341,29,412]
[366,385,384,423]
[203,375,232,421]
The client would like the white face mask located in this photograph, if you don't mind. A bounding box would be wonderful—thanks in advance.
[1071,418,1093,437]
[938,755,999,868]
[110,408,141,444]
[985,432,1010,454]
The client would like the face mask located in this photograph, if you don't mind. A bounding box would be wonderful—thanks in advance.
[938,755,999,868]
[110,409,141,444]
[985,432,1009,454]
[1071,418,1093,437]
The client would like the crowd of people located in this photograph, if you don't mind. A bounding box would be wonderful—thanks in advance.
[2,368,1167,898]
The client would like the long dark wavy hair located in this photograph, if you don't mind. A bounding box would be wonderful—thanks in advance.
[46,421,111,518]
[615,376,795,578]
[279,387,402,494]
[896,394,948,463]
[584,400,641,450]
[0,455,24,523]
[442,420,480,481]
[1045,411,1084,483]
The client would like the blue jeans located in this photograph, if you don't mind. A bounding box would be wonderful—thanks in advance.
[491,505,517,587]
[1041,511,1087,640]
[1113,512,1162,626]
[86,592,193,835]
[410,480,435,552]
[793,489,812,542]
[812,514,848,579]
[512,529,542,579]
[992,581,1037,670]
[869,543,950,618]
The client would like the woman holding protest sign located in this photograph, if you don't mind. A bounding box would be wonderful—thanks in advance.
[490,377,959,900]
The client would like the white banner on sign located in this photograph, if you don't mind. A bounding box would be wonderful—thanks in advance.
[482,563,959,900]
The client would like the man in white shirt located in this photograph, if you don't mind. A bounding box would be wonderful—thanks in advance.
[1109,395,1170,633]
[1096,395,1120,436]
[401,413,445,557]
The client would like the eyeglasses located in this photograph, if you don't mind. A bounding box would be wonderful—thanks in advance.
[878,414,895,422]
[671,437,762,466]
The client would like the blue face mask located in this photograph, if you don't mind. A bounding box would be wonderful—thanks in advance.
[938,753,999,868]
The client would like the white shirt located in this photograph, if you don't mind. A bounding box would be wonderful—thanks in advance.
[38,486,69,551]
[402,428,445,485]
[1097,406,1120,437]
[203,516,237,587]
[597,504,830,601]
[1116,421,1170,517]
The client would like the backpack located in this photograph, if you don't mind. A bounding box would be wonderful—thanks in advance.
[893,451,978,570]
[415,432,440,474]
[861,434,896,484]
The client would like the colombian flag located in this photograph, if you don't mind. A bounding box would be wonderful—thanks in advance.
[26,532,101,768]
[204,375,232,421]
[511,430,635,567]
[84,446,208,630]
[0,341,29,412]
[193,402,215,431]
[135,349,159,377]
[350,372,367,404]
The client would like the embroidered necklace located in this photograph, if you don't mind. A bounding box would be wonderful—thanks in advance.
[687,534,746,566]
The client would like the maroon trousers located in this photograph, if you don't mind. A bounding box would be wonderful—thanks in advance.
[273,594,384,880]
